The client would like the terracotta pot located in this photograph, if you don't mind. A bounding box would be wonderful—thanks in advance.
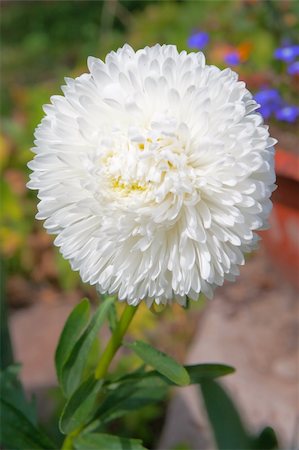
[261,148,299,288]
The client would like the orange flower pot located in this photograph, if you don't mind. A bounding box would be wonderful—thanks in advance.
[261,148,299,287]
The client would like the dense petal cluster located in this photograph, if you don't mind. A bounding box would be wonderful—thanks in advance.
[28,44,276,306]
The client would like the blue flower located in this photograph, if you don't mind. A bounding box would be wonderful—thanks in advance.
[224,51,240,66]
[275,105,299,123]
[274,45,299,63]
[254,89,281,104]
[287,61,299,76]
[257,104,273,119]
[187,31,209,50]
[253,88,282,119]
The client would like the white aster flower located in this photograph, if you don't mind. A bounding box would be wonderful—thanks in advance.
[28,44,276,306]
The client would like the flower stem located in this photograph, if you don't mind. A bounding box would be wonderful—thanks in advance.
[61,429,82,450]
[95,303,138,379]
[61,303,138,449]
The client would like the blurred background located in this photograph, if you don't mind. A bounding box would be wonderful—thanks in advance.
[1,1,298,449]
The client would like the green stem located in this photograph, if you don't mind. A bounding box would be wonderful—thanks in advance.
[61,303,138,449]
[61,429,81,450]
[95,304,137,379]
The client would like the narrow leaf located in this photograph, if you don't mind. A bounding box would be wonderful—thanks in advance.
[114,363,235,386]
[251,427,279,449]
[0,364,37,426]
[107,300,118,333]
[0,260,14,369]
[93,375,167,426]
[62,297,114,396]
[0,398,55,450]
[186,363,235,382]
[55,298,90,385]
[200,379,251,449]
[82,336,101,380]
[59,376,103,435]
[74,432,147,450]
[85,364,235,434]
[0,365,54,449]
[127,340,190,386]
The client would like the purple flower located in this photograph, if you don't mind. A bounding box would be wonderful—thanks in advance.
[275,105,299,123]
[257,104,273,120]
[274,45,299,63]
[254,88,281,104]
[224,51,240,66]
[254,88,282,119]
[187,31,209,50]
[287,61,299,76]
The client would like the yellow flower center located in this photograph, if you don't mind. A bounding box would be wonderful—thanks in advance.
[111,177,147,194]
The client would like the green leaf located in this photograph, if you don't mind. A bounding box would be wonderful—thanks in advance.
[74,432,147,450]
[0,365,55,449]
[114,363,234,387]
[0,260,14,369]
[200,379,251,450]
[0,364,37,426]
[107,299,118,332]
[55,298,90,386]
[61,297,114,397]
[251,427,279,450]
[93,375,167,427]
[185,363,235,383]
[0,398,55,449]
[82,336,101,380]
[127,340,190,386]
[59,376,103,435]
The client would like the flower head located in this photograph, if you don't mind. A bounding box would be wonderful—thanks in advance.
[187,31,209,50]
[275,105,299,123]
[224,51,241,66]
[253,88,282,119]
[274,45,299,63]
[28,44,276,306]
[287,61,299,76]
